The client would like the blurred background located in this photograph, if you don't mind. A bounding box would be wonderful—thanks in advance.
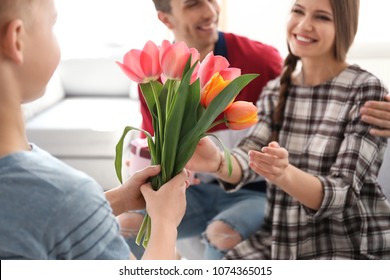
[55,0,390,59]
[24,0,390,189]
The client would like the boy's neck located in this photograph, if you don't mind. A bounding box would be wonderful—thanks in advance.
[0,103,30,157]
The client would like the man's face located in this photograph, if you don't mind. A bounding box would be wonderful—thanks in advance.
[162,0,220,52]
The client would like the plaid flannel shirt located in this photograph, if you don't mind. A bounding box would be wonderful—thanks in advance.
[223,65,390,260]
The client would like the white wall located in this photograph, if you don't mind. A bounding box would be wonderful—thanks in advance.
[55,0,168,59]
[218,0,390,86]
[221,1,291,57]
[55,0,390,60]
[221,0,390,57]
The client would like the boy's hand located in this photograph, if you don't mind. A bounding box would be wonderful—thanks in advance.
[120,165,162,211]
[141,169,189,228]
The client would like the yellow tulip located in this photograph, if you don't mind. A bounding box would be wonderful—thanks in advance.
[200,73,233,109]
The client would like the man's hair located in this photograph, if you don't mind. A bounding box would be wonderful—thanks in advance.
[152,0,172,13]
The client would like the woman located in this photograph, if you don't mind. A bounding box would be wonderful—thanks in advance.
[187,0,390,259]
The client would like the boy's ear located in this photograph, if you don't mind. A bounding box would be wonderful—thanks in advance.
[1,19,24,64]
[157,11,174,29]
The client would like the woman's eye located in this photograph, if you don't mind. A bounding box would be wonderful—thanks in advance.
[316,15,332,21]
[291,8,304,15]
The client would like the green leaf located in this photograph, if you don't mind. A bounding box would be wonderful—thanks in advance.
[206,133,233,176]
[160,61,198,182]
[135,214,149,246]
[140,81,163,124]
[182,54,193,80]
[197,103,206,122]
[114,126,153,184]
[175,74,258,170]
[195,74,258,136]
[158,81,169,125]
[174,134,204,173]
[153,82,168,163]
[179,79,200,140]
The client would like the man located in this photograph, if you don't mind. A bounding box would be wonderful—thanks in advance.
[119,0,283,259]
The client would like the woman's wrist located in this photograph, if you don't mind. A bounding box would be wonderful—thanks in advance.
[214,151,225,174]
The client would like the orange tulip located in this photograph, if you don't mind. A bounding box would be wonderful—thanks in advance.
[224,101,258,130]
[198,52,241,88]
[200,73,232,109]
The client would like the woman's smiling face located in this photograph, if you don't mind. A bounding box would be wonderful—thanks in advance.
[287,0,336,61]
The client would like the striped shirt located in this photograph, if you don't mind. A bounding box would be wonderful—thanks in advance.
[223,65,390,259]
[0,145,129,259]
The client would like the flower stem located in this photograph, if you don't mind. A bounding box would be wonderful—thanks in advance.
[151,82,164,151]
[135,213,149,246]
[143,216,152,248]
[208,118,226,130]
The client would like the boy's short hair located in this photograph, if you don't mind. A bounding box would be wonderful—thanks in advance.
[0,0,21,15]
[0,0,34,28]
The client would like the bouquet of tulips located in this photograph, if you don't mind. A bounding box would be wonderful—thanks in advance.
[115,40,258,248]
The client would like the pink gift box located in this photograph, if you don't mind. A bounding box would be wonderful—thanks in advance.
[128,138,151,176]
[128,137,195,183]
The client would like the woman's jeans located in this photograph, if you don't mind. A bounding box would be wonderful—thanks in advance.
[126,181,267,259]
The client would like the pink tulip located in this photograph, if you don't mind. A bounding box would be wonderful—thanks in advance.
[159,40,200,83]
[198,52,241,88]
[224,101,258,130]
[220,67,241,82]
[116,41,162,84]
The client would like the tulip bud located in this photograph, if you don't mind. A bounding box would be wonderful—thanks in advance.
[224,101,258,130]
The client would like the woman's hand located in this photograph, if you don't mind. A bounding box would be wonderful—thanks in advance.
[248,142,323,210]
[185,137,221,173]
[248,141,289,185]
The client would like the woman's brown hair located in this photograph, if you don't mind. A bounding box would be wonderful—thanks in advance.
[270,0,360,142]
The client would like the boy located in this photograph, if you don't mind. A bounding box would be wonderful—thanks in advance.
[0,0,189,260]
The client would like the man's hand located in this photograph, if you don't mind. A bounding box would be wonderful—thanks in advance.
[361,95,390,137]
